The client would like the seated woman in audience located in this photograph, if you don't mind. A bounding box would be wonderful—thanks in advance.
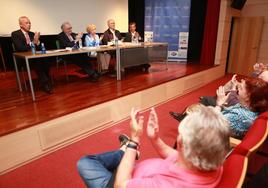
[77,106,230,188]
[215,77,268,138]
[173,78,268,139]
[171,73,268,120]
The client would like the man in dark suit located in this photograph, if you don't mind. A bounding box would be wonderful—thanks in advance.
[124,22,141,43]
[11,16,52,94]
[124,22,150,72]
[58,22,99,82]
[101,19,123,76]
[102,19,122,45]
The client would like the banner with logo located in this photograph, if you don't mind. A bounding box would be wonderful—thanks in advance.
[144,0,191,61]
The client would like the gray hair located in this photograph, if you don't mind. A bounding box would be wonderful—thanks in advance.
[19,16,29,24]
[61,21,71,30]
[178,105,230,171]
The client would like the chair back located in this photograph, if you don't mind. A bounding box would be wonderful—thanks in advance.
[55,40,60,49]
[232,111,268,157]
[217,154,248,188]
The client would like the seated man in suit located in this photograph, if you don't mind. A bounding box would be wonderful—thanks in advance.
[11,16,52,94]
[58,22,99,82]
[124,22,151,72]
[102,19,122,45]
[124,22,141,43]
[101,19,122,76]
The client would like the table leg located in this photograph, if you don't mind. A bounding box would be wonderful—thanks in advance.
[13,55,22,92]
[25,58,36,101]
[116,47,121,80]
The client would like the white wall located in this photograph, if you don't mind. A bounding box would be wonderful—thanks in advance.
[0,0,128,36]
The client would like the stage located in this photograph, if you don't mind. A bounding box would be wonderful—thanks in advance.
[0,61,226,174]
[0,62,213,136]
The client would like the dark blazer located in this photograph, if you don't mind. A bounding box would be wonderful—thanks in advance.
[102,29,122,45]
[123,32,141,42]
[57,32,78,49]
[11,30,36,52]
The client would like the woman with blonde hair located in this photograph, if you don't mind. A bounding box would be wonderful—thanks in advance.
[85,24,110,72]
[85,24,101,47]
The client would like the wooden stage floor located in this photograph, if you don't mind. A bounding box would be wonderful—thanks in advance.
[0,62,213,136]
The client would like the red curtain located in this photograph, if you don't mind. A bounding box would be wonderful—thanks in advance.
[200,0,221,65]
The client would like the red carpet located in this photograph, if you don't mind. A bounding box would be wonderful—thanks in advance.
[0,74,267,188]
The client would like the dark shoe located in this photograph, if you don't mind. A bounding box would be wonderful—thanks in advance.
[76,69,87,75]
[89,73,99,82]
[108,70,117,78]
[42,83,53,94]
[119,134,140,160]
[119,134,130,147]
[100,70,109,75]
[142,64,151,72]
[169,111,186,122]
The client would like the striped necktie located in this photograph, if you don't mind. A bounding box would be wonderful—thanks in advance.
[25,32,31,44]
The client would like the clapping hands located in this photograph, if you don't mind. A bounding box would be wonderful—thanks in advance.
[230,74,238,90]
[130,108,144,143]
[33,31,40,45]
[216,86,230,107]
[76,32,83,40]
[129,107,160,144]
[147,108,159,140]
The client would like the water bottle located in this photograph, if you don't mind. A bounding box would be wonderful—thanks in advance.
[30,42,36,54]
[41,43,46,54]
[114,37,118,47]
[78,39,83,49]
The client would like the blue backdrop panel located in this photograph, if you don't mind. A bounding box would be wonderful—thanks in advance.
[145,0,191,60]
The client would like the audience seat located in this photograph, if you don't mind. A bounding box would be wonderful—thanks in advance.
[217,154,248,188]
[230,111,268,157]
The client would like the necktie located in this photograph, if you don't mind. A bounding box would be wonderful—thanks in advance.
[25,32,31,44]
[68,35,74,42]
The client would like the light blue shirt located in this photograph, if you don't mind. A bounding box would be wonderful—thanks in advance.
[222,103,258,138]
[84,34,100,47]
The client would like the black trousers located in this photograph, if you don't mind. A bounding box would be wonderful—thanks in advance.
[17,57,51,85]
[30,60,51,84]
[62,54,95,76]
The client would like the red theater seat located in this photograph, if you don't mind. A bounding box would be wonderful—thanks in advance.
[217,154,248,188]
[230,111,268,157]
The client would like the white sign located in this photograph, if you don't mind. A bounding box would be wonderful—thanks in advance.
[178,32,189,58]
[144,31,154,42]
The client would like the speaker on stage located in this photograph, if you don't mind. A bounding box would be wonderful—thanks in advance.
[231,0,247,10]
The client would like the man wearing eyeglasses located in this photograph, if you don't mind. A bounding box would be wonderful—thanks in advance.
[58,22,99,82]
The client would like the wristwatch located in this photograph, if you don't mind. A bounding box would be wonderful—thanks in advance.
[127,143,138,150]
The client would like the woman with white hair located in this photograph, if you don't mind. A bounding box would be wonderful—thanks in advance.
[77,106,230,188]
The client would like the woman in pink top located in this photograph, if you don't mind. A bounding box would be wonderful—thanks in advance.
[77,106,230,188]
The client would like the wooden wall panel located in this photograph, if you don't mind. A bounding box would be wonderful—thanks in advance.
[241,0,268,64]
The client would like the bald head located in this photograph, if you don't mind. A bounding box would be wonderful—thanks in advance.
[259,71,268,83]
[107,19,115,30]
[19,16,31,32]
